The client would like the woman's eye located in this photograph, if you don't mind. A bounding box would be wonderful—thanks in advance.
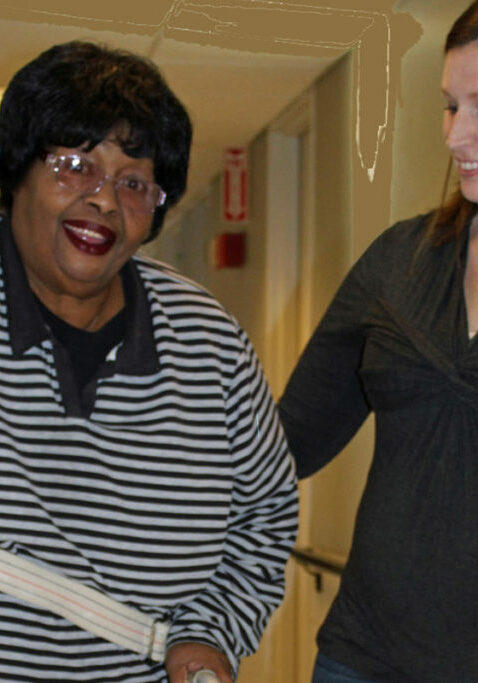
[122,176,148,193]
[444,103,457,114]
[65,156,90,174]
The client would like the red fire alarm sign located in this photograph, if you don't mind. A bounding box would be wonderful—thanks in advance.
[222,147,248,223]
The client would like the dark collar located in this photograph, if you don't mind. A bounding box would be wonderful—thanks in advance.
[0,213,47,356]
[0,214,159,375]
[115,259,159,376]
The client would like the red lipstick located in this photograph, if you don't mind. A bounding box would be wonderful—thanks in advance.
[62,220,116,256]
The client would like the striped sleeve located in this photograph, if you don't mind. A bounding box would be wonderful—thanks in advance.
[166,328,298,674]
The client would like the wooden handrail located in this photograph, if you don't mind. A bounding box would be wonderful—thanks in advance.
[291,546,346,576]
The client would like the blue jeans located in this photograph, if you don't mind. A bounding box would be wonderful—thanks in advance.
[312,653,377,683]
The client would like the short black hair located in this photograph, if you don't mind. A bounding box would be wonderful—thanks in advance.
[0,41,192,241]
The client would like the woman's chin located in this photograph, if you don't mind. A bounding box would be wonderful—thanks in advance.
[55,258,120,294]
[459,180,478,204]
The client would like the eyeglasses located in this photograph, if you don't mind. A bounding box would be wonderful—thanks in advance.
[43,153,167,214]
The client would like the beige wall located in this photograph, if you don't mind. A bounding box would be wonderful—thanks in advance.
[148,132,269,365]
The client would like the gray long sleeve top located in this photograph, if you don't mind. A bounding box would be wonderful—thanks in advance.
[279,212,478,681]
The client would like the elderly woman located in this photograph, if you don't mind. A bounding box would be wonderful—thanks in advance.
[0,42,298,682]
[279,2,478,682]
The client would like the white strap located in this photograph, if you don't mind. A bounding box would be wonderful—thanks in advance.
[187,670,221,683]
[0,548,169,661]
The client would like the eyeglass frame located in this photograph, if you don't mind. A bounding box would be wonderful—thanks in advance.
[42,152,167,214]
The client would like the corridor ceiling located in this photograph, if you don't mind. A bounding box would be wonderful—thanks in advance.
[0,0,347,218]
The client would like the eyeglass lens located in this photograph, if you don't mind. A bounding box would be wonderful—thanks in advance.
[48,155,165,213]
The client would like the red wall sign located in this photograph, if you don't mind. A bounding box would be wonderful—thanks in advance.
[222,147,248,223]
[213,232,246,269]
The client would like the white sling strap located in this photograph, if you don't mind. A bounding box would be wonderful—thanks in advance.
[0,548,169,661]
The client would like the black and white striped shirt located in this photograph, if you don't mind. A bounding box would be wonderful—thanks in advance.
[0,219,298,682]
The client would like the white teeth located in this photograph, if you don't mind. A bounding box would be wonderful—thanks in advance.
[64,224,105,242]
[459,160,478,171]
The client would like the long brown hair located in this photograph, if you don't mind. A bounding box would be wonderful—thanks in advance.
[428,1,478,244]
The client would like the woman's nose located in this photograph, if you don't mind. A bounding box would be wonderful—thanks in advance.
[445,109,478,150]
[85,177,121,214]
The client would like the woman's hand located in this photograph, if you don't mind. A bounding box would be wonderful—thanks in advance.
[165,642,233,683]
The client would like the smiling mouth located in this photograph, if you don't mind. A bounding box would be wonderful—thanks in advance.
[456,159,478,172]
[62,220,116,256]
